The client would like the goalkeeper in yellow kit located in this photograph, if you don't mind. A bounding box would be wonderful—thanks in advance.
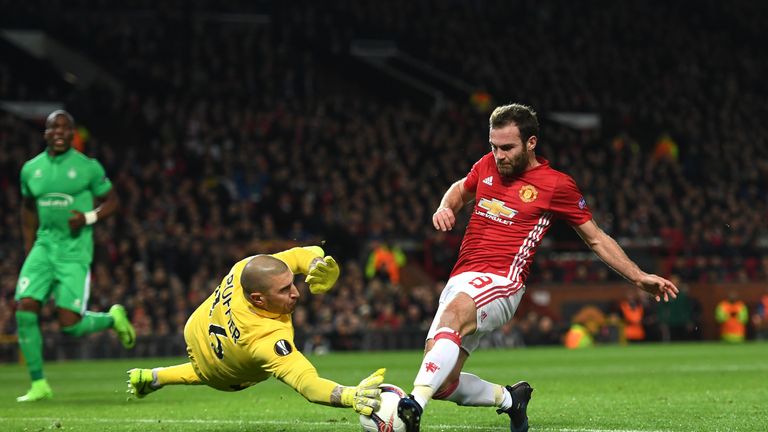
[127,246,384,415]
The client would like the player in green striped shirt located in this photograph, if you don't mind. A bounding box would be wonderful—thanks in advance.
[15,110,136,402]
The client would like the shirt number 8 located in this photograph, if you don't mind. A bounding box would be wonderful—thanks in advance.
[468,276,493,289]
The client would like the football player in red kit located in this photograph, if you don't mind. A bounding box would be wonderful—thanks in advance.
[397,103,679,432]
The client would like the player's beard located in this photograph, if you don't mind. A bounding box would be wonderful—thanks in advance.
[284,300,298,314]
[496,151,530,179]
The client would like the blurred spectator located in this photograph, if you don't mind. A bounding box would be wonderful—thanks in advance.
[303,333,331,355]
[657,276,700,342]
[422,231,461,281]
[564,306,606,349]
[365,240,406,285]
[517,311,561,346]
[715,291,748,343]
[564,323,592,350]
[750,290,768,340]
[486,320,525,349]
[619,291,646,342]
[373,302,402,330]
[331,307,364,351]
[531,316,561,346]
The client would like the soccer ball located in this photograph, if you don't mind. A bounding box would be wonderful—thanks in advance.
[359,384,407,432]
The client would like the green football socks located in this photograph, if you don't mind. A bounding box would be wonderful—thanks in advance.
[16,311,53,402]
[61,311,114,337]
[16,306,135,402]
[15,311,44,381]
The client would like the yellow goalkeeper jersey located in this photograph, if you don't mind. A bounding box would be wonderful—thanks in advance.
[184,247,338,401]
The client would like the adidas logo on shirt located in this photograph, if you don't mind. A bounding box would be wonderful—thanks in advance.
[482,176,493,186]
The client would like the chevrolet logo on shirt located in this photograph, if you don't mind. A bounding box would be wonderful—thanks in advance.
[478,198,517,219]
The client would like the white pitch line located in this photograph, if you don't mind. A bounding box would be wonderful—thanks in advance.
[502,428,672,432]
[0,416,671,432]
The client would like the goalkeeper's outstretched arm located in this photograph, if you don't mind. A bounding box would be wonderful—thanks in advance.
[272,246,325,275]
[270,349,384,415]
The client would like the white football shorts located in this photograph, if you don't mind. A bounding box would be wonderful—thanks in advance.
[426,271,526,353]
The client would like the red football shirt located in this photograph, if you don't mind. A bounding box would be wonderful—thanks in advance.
[450,154,592,284]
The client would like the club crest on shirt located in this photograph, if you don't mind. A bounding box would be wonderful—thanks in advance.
[274,339,293,356]
[519,185,538,203]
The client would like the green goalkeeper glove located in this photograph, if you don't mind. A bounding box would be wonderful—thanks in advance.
[305,256,340,294]
[341,368,386,416]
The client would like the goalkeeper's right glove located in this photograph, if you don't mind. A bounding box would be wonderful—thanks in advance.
[305,256,340,294]
[341,368,386,416]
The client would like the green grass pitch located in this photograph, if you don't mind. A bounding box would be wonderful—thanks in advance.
[1,342,766,431]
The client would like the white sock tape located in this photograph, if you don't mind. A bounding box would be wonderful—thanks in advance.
[84,210,98,225]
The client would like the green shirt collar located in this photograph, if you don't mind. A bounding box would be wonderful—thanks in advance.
[46,147,75,162]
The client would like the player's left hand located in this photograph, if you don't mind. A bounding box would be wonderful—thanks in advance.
[637,274,679,302]
[305,256,340,294]
[341,368,386,416]
[68,210,86,232]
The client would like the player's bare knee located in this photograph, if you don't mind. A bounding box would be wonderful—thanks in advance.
[17,298,41,313]
[57,308,82,328]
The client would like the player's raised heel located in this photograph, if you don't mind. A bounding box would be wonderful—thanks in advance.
[109,304,136,349]
[16,379,53,402]
[496,381,533,432]
[397,395,423,432]
[127,368,157,399]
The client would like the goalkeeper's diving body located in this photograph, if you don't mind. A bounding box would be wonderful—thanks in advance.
[127,246,385,415]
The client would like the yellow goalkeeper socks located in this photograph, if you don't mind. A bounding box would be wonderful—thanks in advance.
[155,363,203,386]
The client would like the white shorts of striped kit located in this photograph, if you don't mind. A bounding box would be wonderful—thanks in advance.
[426,271,526,353]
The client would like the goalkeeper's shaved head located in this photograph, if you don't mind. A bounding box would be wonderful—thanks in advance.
[241,255,290,294]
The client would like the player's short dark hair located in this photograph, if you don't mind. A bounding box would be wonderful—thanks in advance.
[46,110,75,128]
[489,103,539,144]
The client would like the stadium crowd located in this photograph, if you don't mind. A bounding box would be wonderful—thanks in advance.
[1,0,767,349]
